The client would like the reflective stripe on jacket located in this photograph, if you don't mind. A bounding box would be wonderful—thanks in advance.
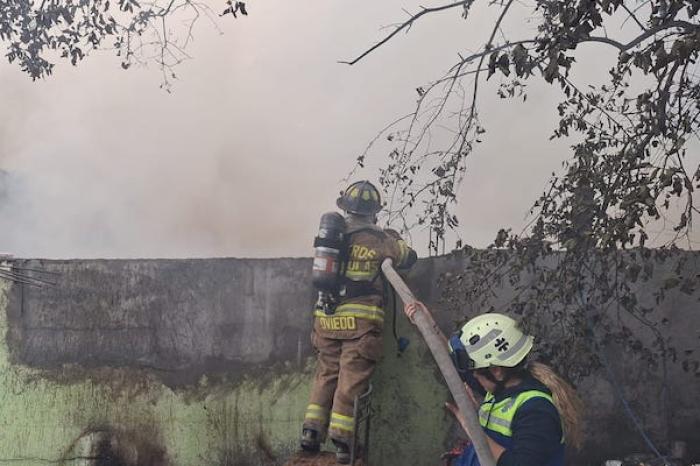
[479,390,559,439]
[313,223,415,339]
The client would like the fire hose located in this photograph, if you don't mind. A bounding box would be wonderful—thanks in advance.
[381,258,496,466]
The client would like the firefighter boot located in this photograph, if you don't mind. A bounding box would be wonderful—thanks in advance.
[300,428,321,452]
[332,439,351,464]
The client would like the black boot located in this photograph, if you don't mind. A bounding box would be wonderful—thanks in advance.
[300,428,321,452]
[332,439,351,464]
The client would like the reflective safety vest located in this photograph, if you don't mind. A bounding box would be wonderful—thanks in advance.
[478,389,564,466]
[479,389,561,440]
[454,388,565,466]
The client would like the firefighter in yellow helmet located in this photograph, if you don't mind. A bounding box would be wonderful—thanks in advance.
[301,181,417,463]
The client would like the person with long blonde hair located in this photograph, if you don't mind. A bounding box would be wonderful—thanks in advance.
[404,302,584,466]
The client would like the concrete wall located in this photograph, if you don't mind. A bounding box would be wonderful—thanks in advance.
[0,254,698,465]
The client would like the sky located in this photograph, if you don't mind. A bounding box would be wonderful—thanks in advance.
[0,0,696,258]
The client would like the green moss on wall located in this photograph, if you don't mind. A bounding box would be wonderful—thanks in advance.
[0,281,316,465]
[0,281,452,466]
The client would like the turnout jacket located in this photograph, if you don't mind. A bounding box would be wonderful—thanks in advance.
[313,219,416,340]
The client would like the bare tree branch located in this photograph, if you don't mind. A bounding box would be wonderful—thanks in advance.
[339,0,475,66]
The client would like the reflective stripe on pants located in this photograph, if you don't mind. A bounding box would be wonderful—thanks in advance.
[302,331,380,442]
[305,403,328,424]
[330,412,355,434]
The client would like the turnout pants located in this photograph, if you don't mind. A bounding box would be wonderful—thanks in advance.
[303,329,383,443]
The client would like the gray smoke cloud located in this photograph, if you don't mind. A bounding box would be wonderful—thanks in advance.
[0,1,697,258]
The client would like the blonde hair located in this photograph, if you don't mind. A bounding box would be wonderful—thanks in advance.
[529,362,585,449]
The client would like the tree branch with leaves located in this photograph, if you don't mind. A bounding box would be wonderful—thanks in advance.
[347,0,700,452]
[347,0,699,253]
[0,0,247,89]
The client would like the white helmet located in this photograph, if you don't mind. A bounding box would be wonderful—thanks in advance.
[456,313,533,369]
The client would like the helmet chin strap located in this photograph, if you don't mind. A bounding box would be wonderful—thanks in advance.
[480,367,514,395]
[482,360,529,395]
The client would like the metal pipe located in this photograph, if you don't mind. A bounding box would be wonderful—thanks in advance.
[0,271,39,286]
[381,258,496,466]
[2,269,55,286]
[8,265,60,275]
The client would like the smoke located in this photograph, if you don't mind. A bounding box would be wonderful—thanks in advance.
[0,170,6,198]
[0,85,335,258]
[0,2,366,259]
[2,1,695,259]
[0,0,472,259]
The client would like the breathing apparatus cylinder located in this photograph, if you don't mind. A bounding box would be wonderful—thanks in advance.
[312,212,346,296]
